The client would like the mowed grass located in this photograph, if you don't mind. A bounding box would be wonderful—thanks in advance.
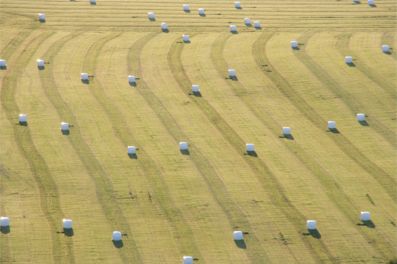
[0,0,396,263]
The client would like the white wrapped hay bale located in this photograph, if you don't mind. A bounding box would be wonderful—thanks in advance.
[38,13,46,22]
[291,40,298,49]
[90,0,96,4]
[127,146,136,155]
[179,141,188,151]
[183,256,193,264]
[306,220,317,230]
[80,73,89,81]
[0,59,6,68]
[228,69,237,78]
[192,84,200,93]
[0,217,10,227]
[183,4,190,12]
[244,18,251,26]
[254,21,261,29]
[161,22,168,31]
[368,0,375,5]
[356,113,366,122]
[62,219,73,229]
[128,75,136,83]
[382,44,390,53]
[234,1,241,9]
[198,8,205,16]
[327,120,336,130]
[282,127,291,135]
[60,122,69,132]
[360,211,371,221]
[345,56,353,64]
[19,113,27,123]
[246,143,255,152]
[147,12,156,20]
[233,230,244,240]
[229,24,237,33]
[112,231,122,241]
[37,59,45,67]
[182,34,190,42]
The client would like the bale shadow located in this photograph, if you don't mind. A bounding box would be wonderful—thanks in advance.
[112,240,124,248]
[39,20,46,23]
[384,51,392,55]
[308,229,321,239]
[0,66,7,70]
[63,228,74,237]
[161,28,169,33]
[246,151,258,157]
[230,31,239,34]
[236,6,242,9]
[61,130,70,135]
[192,91,202,97]
[357,220,376,228]
[369,3,377,7]
[292,46,300,50]
[183,40,191,44]
[37,66,45,70]
[184,10,191,13]
[128,82,137,87]
[346,62,356,67]
[90,2,96,5]
[128,153,138,159]
[283,134,294,140]
[229,76,238,81]
[234,240,247,249]
[180,149,190,155]
[148,17,156,21]
[328,128,340,134]
[0,226,10,234]
[254,26,262,30]
[359,120,369,126]
[81,79,89,84]
[199,13,206,17]
[19,121,28,126]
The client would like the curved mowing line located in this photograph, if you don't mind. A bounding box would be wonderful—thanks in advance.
[243,33,394,259]
[39,32,143,264]
[294,33,396,150]
[0,30,33,264]
[253,32,397,203]
[335,33,396,100]
[209,32,339,263]
[0,31,76,264]
[131,33,273,263]
[126,32,258,263]
[167,33,333,263]
[163,37,275,263]
[292,33,397,200]
[85,32,205,262]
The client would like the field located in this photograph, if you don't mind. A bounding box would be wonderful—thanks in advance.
[0,0,396,263]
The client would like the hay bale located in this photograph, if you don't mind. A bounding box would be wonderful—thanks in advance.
[62,219,73,229]
[183,256,193,264]
[360,211,371,221]
[112,231,122,241]
[229,24,237,33]
[306,220,317,230]
[0,217,10,227]
[183,4,190,12]
[233,230,244,240]
[345,56,353,64]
